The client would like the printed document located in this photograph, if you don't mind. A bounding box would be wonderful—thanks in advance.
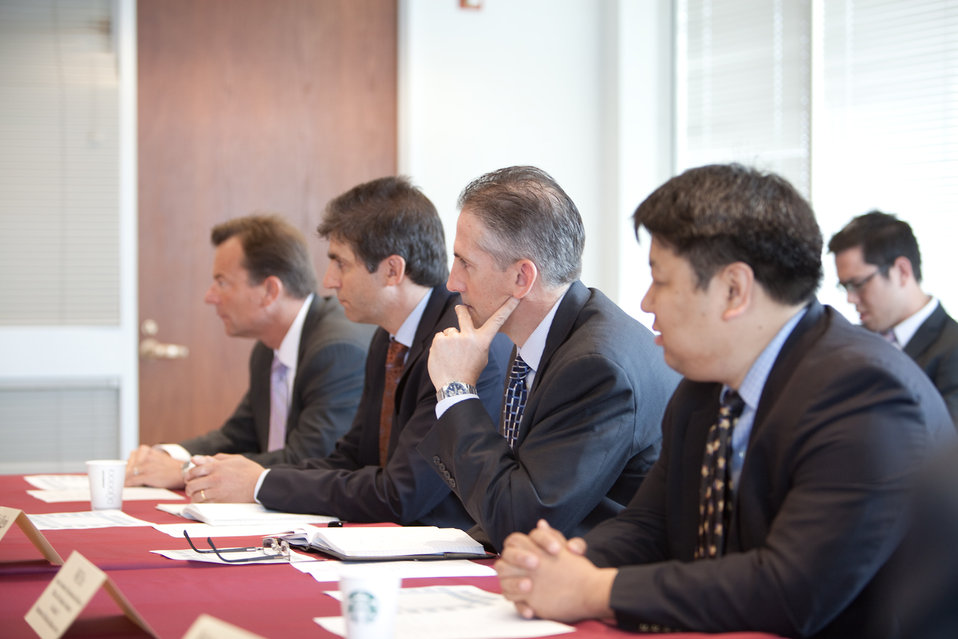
[316,585,574,638]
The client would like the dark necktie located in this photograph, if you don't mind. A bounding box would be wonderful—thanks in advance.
[695,390,746,559]
[379,339,407,465]
[500,355,530,448]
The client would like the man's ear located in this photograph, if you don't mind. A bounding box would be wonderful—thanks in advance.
[720,262,753,321]
[511,259,538,299]
[891,255,915,286]
[381,255,407,286]
[261,275,284,306]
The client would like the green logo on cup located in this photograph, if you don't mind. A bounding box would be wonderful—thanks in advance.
[347,591,378,623]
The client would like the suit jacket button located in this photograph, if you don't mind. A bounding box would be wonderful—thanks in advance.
[432,456,441,465]
[449,478,456,488]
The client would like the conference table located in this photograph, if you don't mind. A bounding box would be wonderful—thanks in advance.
[0,474,783,638]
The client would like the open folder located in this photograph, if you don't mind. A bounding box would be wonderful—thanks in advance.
[283,525,494,561]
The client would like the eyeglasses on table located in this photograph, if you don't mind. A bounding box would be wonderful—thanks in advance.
[183,530,290,563]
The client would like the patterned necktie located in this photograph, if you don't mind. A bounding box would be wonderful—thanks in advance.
[267,357,290,452]
[695,390,746,559]
[379,339,408,465]
[500,355,530,448]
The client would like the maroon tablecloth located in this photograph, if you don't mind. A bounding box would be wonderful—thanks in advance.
[0,474,784,638]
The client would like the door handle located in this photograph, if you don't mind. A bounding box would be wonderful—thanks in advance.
[139,319,189,359]
[139,337,189,359]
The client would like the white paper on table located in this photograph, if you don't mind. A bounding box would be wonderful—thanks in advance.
[27,487,183,503]
[293,558,496,583]
[155,502,336,526]
[316,585,575,639]
[27,510,154,530]
[24,474,88,490]
[153,522,304,538]
[151,547,316,565]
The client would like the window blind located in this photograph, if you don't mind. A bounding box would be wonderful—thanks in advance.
[0,0,120,326]
[676,0,812,196]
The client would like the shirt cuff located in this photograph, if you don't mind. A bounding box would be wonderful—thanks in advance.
[252,469,270,505]
[435,393,479,418]
[156,443,191,462]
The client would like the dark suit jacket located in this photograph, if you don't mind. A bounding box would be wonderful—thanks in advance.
[903,302,958,426]
[418,281,680,551]
[257,287,511,527]
[584,301,954,638]
[179,295,374,466]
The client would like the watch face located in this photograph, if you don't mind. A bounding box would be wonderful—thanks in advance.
[446,382,468,394]
[439,381,476,400]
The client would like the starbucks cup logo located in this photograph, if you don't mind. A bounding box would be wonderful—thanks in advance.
[347,590,378,623]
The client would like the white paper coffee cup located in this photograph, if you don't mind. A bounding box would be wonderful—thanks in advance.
[339,565,400,639]
[86,459,126,510]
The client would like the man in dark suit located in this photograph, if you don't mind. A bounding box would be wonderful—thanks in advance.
[126,214,372,491]
[182,177,509,527]
[422,165,679,551]
[495,164,954,638]
[829,210,958,425]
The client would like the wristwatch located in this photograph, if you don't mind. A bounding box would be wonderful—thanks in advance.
[436,381,478,402]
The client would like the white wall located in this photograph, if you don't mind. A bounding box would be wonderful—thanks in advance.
[399,0,673,326]
[400,0,957,329]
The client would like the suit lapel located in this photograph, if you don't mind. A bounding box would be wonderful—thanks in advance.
[508,281,589,444]
[680,389,723,558]
[399,287,455,397]
[903,303,944,360]
[530,280,589,395]
[750,300,825,437]
[250,342,274,451]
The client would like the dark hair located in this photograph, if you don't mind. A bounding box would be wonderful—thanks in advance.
[827,210,922,282]
[210,214,317,298]
[457,165,584,287]
[632,163,823,305]
[317,176,447,287]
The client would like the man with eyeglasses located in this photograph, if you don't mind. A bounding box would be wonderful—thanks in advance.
[829,210,958,426]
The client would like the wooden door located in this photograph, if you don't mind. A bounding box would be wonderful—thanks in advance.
[137,0,397,445]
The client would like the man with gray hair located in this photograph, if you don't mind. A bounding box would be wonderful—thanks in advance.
[422,165,679,551]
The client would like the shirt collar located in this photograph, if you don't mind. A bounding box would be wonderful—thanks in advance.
[274,294,314,376]
[516,289,568,374]
[731,306,807,412]
[892,296,938,348]
[392,288,431,349]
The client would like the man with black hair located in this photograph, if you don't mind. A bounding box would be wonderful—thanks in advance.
[496,165,953,638]
[183,177,510,530]
[829,210,958,425]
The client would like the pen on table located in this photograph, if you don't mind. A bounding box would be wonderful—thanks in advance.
[328,521,343,527]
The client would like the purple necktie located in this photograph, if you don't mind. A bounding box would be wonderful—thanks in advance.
[267,357,289,452]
